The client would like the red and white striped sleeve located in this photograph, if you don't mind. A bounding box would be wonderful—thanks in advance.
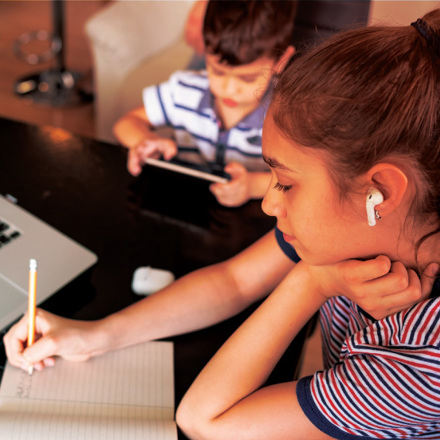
[297,297,440,439]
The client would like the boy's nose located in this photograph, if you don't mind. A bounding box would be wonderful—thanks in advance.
[222,75,239,94]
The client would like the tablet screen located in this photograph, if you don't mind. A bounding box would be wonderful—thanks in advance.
[144,157,230,184]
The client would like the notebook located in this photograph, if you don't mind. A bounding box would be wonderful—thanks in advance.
[0,194,98,332]
[0,340,177,439]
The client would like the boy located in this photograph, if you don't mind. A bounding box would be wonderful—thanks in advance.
[113,0,296,207]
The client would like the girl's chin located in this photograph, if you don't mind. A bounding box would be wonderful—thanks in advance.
[282,234,347,265]
[292,247,341,267]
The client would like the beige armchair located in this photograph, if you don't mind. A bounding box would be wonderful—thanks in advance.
[85,0,195,143]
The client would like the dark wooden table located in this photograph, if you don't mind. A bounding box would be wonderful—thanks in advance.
[0,117,309,439]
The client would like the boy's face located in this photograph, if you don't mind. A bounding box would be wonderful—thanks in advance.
[206,53,276,114]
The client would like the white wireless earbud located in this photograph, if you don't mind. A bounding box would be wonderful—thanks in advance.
[366,187,384,226]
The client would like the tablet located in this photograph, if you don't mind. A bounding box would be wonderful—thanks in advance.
[144,157,231,184]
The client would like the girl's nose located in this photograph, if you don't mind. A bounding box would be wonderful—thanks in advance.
[261,186,287,219]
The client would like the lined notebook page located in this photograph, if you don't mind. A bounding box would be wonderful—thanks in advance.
[0,341,177,440]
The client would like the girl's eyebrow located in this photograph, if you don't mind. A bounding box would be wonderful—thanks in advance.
[262,155,292,171]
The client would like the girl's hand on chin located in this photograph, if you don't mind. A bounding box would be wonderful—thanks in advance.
[307,256,439,320]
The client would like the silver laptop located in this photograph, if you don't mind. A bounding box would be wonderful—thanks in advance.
[0,194,98,331]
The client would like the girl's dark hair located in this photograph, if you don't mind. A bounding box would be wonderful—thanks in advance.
[203,0,297,66]
[272,9,440,251]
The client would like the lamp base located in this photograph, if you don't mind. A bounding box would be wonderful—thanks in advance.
[14,69,93,107]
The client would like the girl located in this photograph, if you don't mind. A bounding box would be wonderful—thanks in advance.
[176,9,440,440]
[3,13,437,440]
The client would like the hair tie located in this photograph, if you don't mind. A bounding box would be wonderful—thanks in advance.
[411,18,440,57]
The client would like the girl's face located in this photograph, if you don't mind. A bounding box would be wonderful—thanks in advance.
[262,112,376,266]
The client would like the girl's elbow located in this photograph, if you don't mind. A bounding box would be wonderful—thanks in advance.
[176,400,213,440]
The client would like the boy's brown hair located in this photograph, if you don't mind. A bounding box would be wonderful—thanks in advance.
[203,0,297,66]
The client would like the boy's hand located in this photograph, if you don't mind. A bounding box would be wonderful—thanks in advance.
[309,256,439,319]
[127,136,177,176]
[209,162,252,207]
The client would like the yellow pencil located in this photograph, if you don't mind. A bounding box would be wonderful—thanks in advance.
[27,258,37,376]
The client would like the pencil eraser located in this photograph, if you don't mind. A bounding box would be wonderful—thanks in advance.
[131,266,175,295]
[29,259,37,270]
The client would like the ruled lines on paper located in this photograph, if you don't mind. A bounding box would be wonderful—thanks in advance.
[0,341,177,440]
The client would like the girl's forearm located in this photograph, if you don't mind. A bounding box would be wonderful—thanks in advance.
[177,262,326,437]
[96,231,294,355]
[92,265,249,353]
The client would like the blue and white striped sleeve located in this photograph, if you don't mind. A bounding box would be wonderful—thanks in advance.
[142,74,176,127]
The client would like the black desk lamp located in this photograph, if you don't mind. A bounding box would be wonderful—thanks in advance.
[13,0,92,106]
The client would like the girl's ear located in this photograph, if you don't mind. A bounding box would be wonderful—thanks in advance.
[273,46,295,74]
[366,163,409,218]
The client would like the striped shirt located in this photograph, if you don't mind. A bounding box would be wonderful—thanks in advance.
[142,70,269,172]
[274,228,440,439]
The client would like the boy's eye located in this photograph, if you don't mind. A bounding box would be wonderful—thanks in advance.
[273,182,292,192]
[239,75,258,83]
[211,67,225,76]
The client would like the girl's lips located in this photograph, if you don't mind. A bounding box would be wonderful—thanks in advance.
[222,98,238,108]
[282,232,295,242]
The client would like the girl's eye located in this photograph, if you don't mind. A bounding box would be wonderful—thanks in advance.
[273,182,292,192]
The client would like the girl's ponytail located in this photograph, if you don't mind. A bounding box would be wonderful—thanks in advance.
[411,17,440,57]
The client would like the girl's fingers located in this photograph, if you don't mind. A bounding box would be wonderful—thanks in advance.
[339,259,437,320]
[362,260,408,295]
[3,314,31,367]
[344,255,391,284]
[381,269,422,309]
[384,261,410,295]
[373,267,435,317]
[381,262,436,302]
[420,262,439,299]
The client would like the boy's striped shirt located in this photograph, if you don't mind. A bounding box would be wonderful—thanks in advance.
[142,70,269,171]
